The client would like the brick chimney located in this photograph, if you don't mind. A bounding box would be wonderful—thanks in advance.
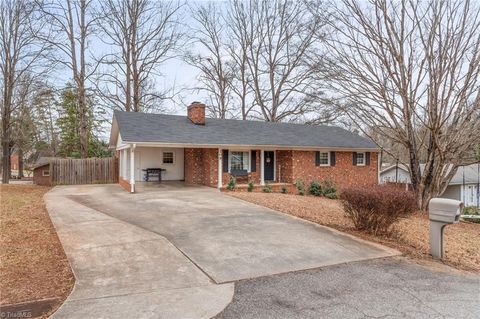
[187,101,206,125]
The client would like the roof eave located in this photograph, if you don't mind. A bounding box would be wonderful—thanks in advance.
[117,140,380,152]
[108,114,119,149]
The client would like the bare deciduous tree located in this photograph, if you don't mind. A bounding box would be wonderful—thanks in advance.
[234,0,323,122]
[317,0,480,209]
[11,75,39,178]
[187,0,334,123]
[0,0,50,183]
[40,0,96,158]
[185,3,233,119]
[32,84,59,156]
[95,0,183,112]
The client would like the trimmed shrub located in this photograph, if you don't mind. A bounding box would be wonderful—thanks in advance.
[322,180,337,196]
[295,179,305,196]
[309,181,322,196]
[463,206,480,215]
[247,180,255,192]
[262,183,272,193]
[226,176,236,191]
[324,192,337,199]
[340,186,417,235]
[280,185,288,194]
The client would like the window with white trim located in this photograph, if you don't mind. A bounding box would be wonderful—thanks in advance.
[319,152,330,166]
[42,170,50,176]
[230,151,249,171]
[356,152,365,166]
[162,151,174,164]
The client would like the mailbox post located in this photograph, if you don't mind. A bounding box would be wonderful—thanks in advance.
[428,198,463,259]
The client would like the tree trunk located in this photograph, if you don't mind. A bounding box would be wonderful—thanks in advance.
[1,141,10,184]
[78,83,88,158]
[418,188,434,211]
[78,0,88,158]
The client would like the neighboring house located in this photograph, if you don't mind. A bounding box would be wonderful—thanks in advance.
[9,154,19,179]
[109,102,380,193]
[380,163,480,207]
[379,164,411,184]
[32,157,54,186]
[10,154,19,171]
[443,164,480,207]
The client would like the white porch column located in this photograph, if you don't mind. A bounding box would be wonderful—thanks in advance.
[130,144,136,193]
[217,149,223,189]
[260,149,265,186]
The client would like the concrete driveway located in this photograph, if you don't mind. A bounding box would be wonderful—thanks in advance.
[52,183,397,284]
[46,186,233,319]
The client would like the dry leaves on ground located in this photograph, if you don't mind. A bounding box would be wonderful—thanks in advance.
[0,185,74,317]
[229,192,479,272]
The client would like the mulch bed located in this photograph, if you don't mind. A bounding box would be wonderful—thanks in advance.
[0,185,74,318]
[228,192,480,272]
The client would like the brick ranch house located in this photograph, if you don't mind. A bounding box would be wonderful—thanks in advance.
[109,102,379,193]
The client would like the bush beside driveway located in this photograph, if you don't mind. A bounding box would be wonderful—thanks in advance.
[228,192,479,272]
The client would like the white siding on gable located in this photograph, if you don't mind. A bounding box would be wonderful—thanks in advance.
[380,167,411,184]
[116,132,127,148]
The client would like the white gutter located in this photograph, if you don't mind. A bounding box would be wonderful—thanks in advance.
[117,141,380,152]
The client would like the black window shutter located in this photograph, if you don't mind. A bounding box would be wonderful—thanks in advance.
[330,152,336,166]
[315,151,320,166]
[353,152,357,166]
[366,152,371,166]
[222,150,229,172]
[251,150,257,172]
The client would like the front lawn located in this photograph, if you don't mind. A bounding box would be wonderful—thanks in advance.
[229,192,479,272]
[0,185,74,318]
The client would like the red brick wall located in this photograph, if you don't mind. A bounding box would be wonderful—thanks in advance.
[185,148,378,190]
[291,151,378,190]
[276,150,293,183]
[185,148,205,185]
[119,177,131,192]
[33,164,52,186]
[202,148,218,186]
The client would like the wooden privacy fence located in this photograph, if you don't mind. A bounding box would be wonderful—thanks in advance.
[50,157,118,185]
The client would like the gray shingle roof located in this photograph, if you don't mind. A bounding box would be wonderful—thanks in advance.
[113,110,377,150]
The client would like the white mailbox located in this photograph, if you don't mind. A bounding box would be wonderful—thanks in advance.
[428,198,463,259]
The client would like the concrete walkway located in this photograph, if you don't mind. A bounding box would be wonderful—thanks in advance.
[46,187,233,319]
